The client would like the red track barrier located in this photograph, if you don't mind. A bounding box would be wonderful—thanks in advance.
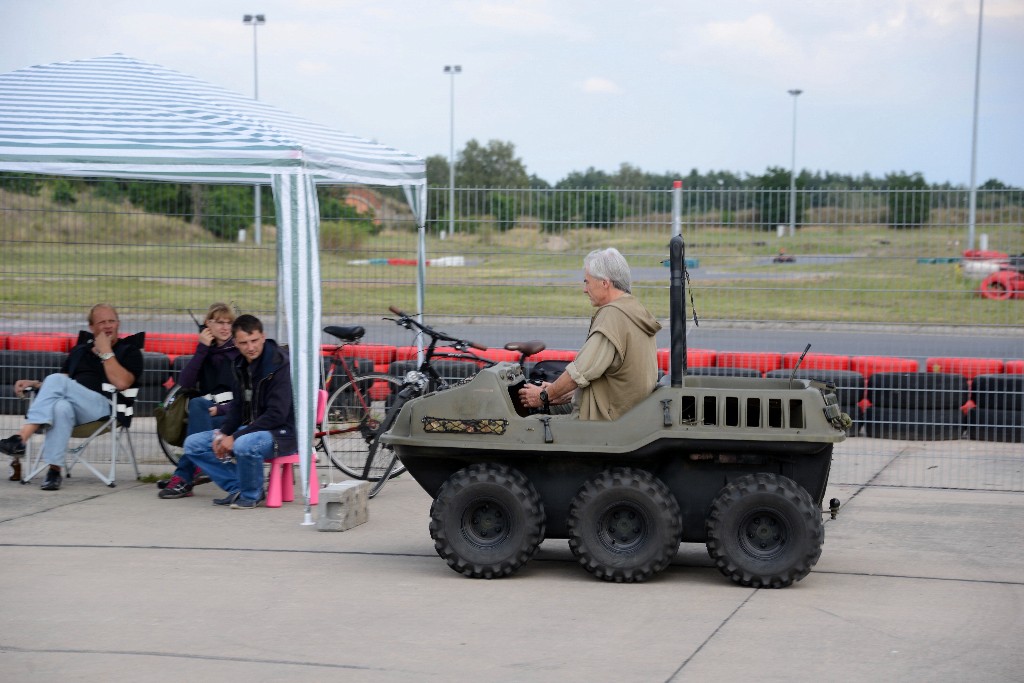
[7,332,76,352]
[394,345,420,361]
[657,348,716,372]
[338,343,396,365]
[850,356,919,378]
[1005,360,1024,374]
[782,352,850,371]
[715,351,783,375]
[926,357,1004,380]
[475,348,521,364]
[144,333,199,360]
[532,349,577,362]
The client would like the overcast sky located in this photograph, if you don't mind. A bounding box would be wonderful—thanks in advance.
[1,0,1021,187]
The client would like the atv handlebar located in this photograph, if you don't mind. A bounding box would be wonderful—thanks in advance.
[386,306,488,352]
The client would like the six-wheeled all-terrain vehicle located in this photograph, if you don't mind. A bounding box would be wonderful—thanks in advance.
[381,236,851,587]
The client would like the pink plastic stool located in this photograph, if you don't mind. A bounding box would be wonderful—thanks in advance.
[266,390,327,508]
[266,452,319,508]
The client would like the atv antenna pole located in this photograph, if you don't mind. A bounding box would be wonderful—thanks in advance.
[669,234,687,388]
[187,309,204,331]
[788,343,812,385]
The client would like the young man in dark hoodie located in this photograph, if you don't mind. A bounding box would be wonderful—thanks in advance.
[175,314,296,509]
[158,302,240,499]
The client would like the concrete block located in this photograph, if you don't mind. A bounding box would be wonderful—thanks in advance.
[316,480,370,531]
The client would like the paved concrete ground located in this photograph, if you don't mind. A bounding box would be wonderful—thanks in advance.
[1,446,1022,682]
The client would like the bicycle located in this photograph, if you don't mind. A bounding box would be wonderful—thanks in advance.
[317,324,404,481]
[358,306,546,498]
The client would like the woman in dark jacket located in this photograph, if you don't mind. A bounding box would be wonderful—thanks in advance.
[176,302,240,436]
[158,302,240,499]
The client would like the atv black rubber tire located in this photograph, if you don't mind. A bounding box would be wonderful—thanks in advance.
[567,467,682,583]
[429,463,545,579]
[706,473,823,588]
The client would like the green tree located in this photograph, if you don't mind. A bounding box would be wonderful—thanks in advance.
[885,172,930,228]
[202,186,251,240]
[753,166,806,231]
[581,191,621,228]
[488,193,517,231]
[0,172,43,196]
[51,178,77,205]
[457,139,529,188]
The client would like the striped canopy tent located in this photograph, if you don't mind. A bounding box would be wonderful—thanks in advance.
[0,54,428,521]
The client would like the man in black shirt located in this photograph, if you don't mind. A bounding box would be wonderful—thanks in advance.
[0,304,144,490]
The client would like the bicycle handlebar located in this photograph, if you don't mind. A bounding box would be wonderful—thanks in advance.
[386,306,488,352]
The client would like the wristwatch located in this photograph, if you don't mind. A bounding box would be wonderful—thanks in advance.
[96,351,115,362]
[539,390,550,411]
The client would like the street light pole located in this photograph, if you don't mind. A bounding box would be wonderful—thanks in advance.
[787,89,802,237]
[967,0,984,251]
[444,65,461,239]
[243,13,265,246]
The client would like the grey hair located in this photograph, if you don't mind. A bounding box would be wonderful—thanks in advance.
[584,248,631,294]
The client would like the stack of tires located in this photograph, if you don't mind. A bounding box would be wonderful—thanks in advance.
[863,372,968,440]
[969,374,1024,443]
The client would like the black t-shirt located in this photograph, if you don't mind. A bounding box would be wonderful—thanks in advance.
[61,339,144,393]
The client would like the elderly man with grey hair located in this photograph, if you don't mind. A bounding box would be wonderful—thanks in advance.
[519,247,662,420]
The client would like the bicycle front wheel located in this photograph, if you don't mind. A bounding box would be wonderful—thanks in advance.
[322,373,406,481]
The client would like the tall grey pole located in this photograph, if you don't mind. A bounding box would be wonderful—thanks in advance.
[243,14,265,247]
[444,65,461,238]
[967,0,984,251]
[787,89,802,237]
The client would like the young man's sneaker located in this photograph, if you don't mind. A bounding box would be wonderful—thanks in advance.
[212,491,241,506]
[40,467,62,491]
[157,476,194,499]
[231,494,264,510]
[0,434,25,456]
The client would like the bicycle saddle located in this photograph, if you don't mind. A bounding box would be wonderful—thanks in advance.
[323,325,366,342]
[504,340,545,357]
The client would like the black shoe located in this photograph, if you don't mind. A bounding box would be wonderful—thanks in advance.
[212,491,241,506]
[158,476,194,499]
[194,474,212,486]
[40,468,62,491]
[230,493,265,510]
[0,434,25,456]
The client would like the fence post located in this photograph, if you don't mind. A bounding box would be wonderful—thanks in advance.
[671,180,682,236]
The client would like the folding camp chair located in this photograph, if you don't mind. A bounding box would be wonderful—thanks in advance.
[20,382,141,487]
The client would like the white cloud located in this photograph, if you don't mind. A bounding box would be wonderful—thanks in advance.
[579,77,622,95]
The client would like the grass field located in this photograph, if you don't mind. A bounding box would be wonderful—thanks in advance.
[1,186,1021,328]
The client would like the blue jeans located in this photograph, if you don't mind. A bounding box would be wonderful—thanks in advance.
[172,397,227,482]
[26,374,111,466]
[183,429,275,502]
[187,396,226,437]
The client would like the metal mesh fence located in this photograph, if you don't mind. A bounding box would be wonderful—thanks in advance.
[1,176,1021,489]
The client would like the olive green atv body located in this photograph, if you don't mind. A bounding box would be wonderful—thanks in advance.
[380,236,849,587]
